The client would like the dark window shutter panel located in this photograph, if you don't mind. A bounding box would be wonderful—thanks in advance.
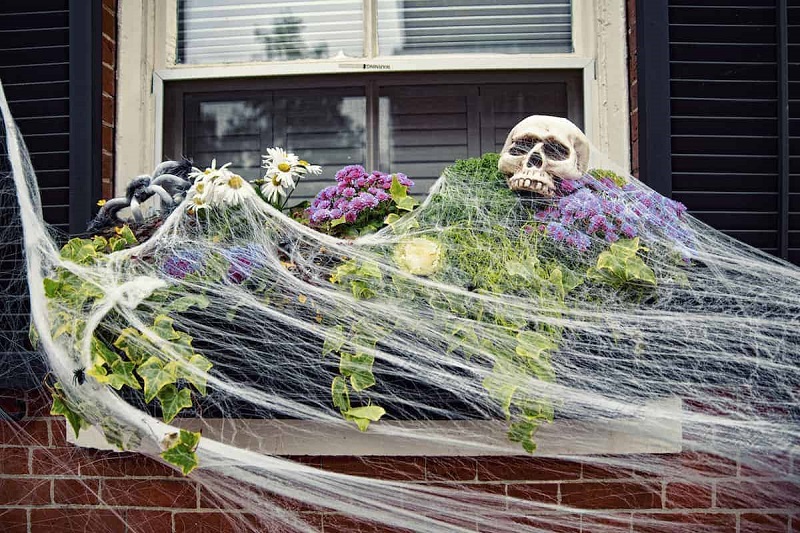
[0,0,71,387]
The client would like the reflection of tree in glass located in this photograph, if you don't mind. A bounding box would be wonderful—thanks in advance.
[255,16,328,61]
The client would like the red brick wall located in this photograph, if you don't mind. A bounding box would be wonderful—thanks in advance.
[626,0,639,178]
[101,0,118,200]
[0,389,797,532]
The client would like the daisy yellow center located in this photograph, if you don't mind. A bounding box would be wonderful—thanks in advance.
[196,183,205,193]
[229,175,244,189]
[271,175,282,186]
[278,162,291,172]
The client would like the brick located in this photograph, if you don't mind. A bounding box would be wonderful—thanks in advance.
[507,483,559,505]
[53,478,100,505]
[26,389,55,418]
[102,7,116,41]
[631,512,736,533]
[665,482,712,509]
[506,513,582,533]
[561,481,661,510]
[80,450,182,477]
[102,65,116,97]
[675,451,737,478]
[50,418,67,446]
[716,481,800,509]
[125,510,172,533]
[102,35,115,67]
[581,461,635,480]
[0,390,26,418]
[174,512,245,533]
[475,457,581,481]
[0,419,50,446]
[0,478,50,505]
[322,513,413,533]
[102,478,197,508]
[741,513,790,533]
[102,95,115,125]
[426,457,476,481]
[31,509,125,533]
[320,456,425,481]
[103,124,114,151]
[31,446,83,475]
[739,453,793,478]
[0,447,29,474]
[0,509,27,533]
[582,512,633,533]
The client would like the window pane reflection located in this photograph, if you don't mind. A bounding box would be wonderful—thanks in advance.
[177,0,364,64]
[184,91,367,200]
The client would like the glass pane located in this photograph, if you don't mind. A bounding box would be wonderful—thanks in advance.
[377,0,572,56]
[183,91,367,201]
[177,0,364,64]
[379,86,474,195]
[278,91,368,200]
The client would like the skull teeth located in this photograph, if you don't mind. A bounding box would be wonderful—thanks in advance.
[508,175,554,198]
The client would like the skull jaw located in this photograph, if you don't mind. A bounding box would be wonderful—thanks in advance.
[507,170,556,198]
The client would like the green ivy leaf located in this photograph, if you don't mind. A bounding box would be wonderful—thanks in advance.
[152,315,180,341]
[43,278,60,298]
[114,328,150,364]
[106,360,141,390]
[389,175,418,212]
[339,352,376,392]
[160,429,201,475]
[176,354,213,396]
[166,295,210,314]
[343,405,386,432]
[330,216,347,228]
[322,325,346,355]
[115,225,138,245]
[331,375,350,412]
[624,256,657,285]
[137,357,176,403]
[157,385,193,423]
[91,336,120,366]
[50,387,86,438]
[384,213,401,225]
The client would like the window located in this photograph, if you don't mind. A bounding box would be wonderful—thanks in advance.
[117,1,629,213]
[164,72,583,199]
[175,0,572,64]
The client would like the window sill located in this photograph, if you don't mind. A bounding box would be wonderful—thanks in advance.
[68,397,682,457]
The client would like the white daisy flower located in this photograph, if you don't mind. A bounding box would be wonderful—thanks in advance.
[260,173,289,204]
[212,171,256,206]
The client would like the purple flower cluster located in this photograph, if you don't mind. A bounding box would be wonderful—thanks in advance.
[163,251,203,279]
[163,245,266,284]
[534,174,693,258]
[306,165,413,225]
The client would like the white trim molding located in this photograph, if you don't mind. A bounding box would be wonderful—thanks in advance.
[70,398,682,457]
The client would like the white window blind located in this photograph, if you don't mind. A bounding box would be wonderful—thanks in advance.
[177,0,365,64]
[377,0,572,56]
[176,0,572,65]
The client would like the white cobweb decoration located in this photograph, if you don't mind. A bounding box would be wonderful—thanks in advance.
[1,83,798,533]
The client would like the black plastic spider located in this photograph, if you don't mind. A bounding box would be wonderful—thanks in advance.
[72,367,86,386]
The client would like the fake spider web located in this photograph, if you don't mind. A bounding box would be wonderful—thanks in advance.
[1,84,798,533]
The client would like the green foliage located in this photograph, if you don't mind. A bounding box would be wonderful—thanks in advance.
[588,168,628,188]
[587,237,657,288]
[330,259,383,300]
[326,324,385,432]
[160,429,201,475]
[44,231,211,474]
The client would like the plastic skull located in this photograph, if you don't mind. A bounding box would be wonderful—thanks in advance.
[498,115,590,197]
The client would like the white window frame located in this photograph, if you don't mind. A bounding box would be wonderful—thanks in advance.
[114,0,631,196]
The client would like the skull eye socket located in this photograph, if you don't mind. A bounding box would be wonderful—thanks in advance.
[508,137,540,156]
[543,140,570,161]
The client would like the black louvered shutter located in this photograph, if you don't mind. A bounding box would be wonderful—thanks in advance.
[667,0,798,265]
[0,1,72,387]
